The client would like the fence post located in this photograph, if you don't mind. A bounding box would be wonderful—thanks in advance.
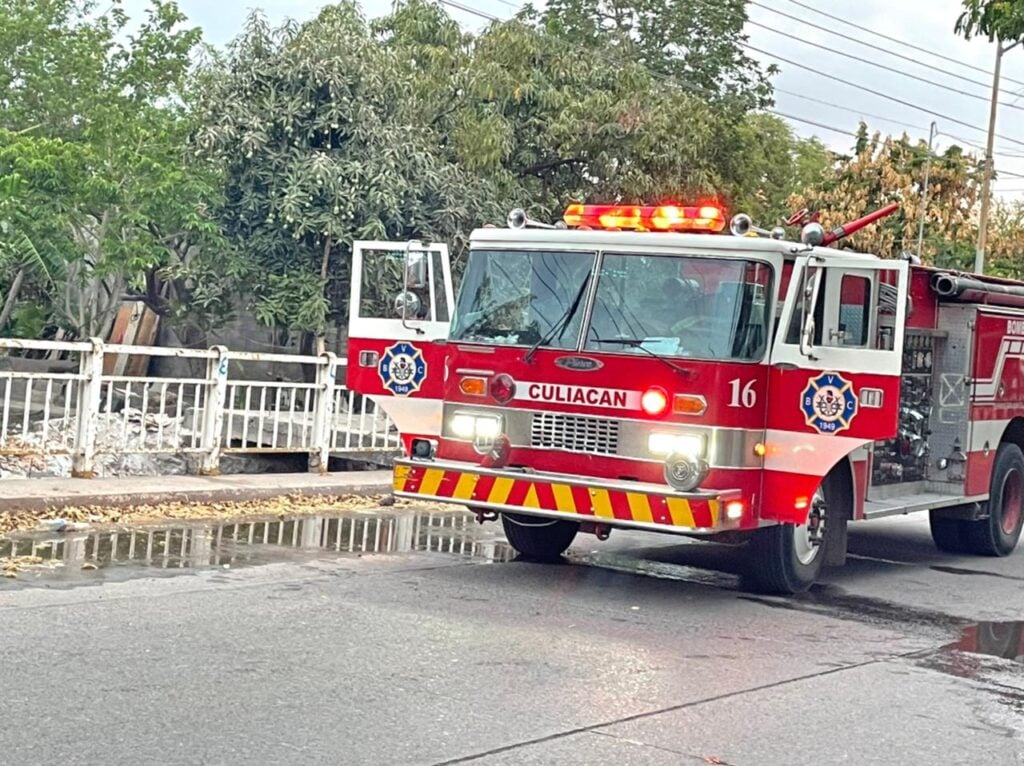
[309,352,339,474]
[72,338,105,478]
[199,345,229,476]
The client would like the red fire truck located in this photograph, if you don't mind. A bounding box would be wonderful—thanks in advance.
[345,202,1024,594]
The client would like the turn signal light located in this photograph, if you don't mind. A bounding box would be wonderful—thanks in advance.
[672,394,707,416]
[459,376,487,397]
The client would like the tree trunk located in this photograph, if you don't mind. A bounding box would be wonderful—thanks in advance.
[316,237,332,356]
[0,268,26,334]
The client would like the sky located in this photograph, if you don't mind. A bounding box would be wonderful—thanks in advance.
[123,0,1024,200]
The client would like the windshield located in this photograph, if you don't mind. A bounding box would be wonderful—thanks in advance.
[451,248,773,361]
[450,249,596,346]
[586,254,772,360]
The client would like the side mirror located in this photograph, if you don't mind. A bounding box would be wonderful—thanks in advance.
[405,247,428,290]
[398,242,429,334]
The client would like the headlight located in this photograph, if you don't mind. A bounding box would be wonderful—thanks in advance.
[451,414,478,439]
[648,432,705,458]
[449,413,503,452]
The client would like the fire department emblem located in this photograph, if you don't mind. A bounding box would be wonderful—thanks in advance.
[378,342,427,397]
[801,372,858,435]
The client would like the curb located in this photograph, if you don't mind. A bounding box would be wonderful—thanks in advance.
[0,478,394,514]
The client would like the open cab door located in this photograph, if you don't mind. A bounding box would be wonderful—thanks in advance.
[346,240,454,446]
[764,251,909,522]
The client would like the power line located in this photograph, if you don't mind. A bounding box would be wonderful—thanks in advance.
[776,0,1024,90]
[768,109,857,137]
[775,88,930,133]
[438,0,860,138]
[749,18,1024,111]
[744,43,1024,149]
[440,0,1024,165]
[749,1,1024,99]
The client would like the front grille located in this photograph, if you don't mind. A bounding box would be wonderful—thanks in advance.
[530,413,620,455]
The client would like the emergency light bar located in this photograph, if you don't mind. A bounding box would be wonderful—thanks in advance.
[563,203,727,233]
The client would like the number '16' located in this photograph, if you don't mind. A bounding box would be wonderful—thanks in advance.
[728,379,757,408]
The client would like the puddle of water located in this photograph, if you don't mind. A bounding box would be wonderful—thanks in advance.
[918,622,1024,684]
[0,509,516,579]
[946,622,1024,664]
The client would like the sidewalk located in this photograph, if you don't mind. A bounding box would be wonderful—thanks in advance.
[0,471,393,513]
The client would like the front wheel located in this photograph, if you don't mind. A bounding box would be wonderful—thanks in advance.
[501,513,579,562]
[745,473,844,594]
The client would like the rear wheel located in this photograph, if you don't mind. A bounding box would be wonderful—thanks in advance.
[501,513,579,562]
[929,514,970,553]
[963,443,1024,556]
[745,474,842,595]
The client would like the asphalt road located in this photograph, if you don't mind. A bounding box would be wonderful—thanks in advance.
[2,508,1023,765]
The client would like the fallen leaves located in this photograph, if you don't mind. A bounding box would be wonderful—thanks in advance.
[0,493,450,537]
[1,556,44,578]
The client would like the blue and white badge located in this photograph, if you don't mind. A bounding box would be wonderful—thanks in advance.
[801,372,858,434]
[378,342,427,397]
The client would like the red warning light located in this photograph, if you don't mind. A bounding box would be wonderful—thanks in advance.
[563,203,726,233]
[641,387,669,416]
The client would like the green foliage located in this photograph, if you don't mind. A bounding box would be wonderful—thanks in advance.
[194,3,508,331]
[533,0,773,108]
[956,0,1024,42]
[0,0,240,339]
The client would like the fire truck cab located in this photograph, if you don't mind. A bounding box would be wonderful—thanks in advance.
[346,203,1024,594]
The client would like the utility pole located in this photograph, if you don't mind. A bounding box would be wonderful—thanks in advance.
[975,41,1020,274]
[917,121,938,261]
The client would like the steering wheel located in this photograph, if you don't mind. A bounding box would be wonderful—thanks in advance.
[670,314,716,335]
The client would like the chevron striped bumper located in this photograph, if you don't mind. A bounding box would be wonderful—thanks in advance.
[393,459,743,534]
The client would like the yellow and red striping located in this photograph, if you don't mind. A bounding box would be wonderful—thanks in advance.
[394,464,721,529]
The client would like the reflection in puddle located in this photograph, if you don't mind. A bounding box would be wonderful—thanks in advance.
[0,510,516,576]
[947,622,1024,664]
[921,622,1024,682]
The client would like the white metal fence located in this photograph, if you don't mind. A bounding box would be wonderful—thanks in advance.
[0,338,399,477]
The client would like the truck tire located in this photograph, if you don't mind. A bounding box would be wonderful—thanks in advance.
[745,472,844,595]
[929,515,969,553]
[501,513,579,562]
[963,443,1024,557]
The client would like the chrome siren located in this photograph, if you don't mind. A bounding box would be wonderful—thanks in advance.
[729,213,785,240]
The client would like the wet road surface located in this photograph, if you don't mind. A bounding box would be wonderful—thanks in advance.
[1,507,1023,765]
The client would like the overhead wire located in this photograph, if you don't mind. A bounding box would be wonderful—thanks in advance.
[743,43,1024,149]
[748,18,1024,111]
[748,1,1024,99]
[437,0,864,137]
[438,0,1024,181]
[775,0,1024,90]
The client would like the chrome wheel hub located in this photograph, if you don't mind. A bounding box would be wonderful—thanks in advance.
[794,486,827,566]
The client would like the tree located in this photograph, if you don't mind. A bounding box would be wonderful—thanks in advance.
[533,0,773,109]
[956,0,1024,42]
[194,3,509,337]
[789,124,984,264]
[0,0,240,341]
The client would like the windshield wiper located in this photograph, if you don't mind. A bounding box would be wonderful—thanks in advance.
[524,274,591,363]
[591,337,693,378]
